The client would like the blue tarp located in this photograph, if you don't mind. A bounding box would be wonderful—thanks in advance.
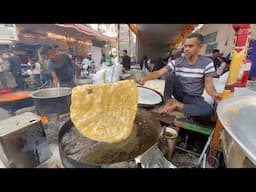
[248,40,256,79]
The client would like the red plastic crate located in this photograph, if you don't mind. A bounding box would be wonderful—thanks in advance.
[0,89,13,96]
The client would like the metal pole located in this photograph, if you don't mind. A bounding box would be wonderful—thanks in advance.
[197,129,215,167]
[175,146,201,157]
[128,27,131,56]
[117,24,120,63]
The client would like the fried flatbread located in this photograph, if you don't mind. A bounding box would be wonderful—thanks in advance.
[70,80,138,143]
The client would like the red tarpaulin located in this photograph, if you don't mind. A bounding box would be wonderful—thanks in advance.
[55,24,115,43]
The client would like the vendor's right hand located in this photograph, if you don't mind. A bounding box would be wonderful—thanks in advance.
[138,78,146,85]
[158,101,175,114]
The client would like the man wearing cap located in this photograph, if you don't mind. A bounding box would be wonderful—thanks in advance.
[81,53,94,77]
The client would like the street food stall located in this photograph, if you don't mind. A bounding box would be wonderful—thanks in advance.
[1,24,256,168]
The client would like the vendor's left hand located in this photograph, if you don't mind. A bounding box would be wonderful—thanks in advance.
[214,93,222,102]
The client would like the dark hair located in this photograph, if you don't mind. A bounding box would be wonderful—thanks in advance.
[52,45,59,49]
[213,49,220,54]
[219,56,226,61]
[31,57,38,62]
[40,45,52,54]
[187,32,204,45]
[123,49,127,53]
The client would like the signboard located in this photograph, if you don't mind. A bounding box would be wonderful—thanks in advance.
[203,32,217,44]
[205,43,218,54]
[90,46,102,71]
[0,24,18,43]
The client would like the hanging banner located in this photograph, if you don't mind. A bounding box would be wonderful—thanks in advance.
[128,24,148,47]
[55,24,115,43]
[0,24,18,43]
[205,43,218,54]
[171,24,196,47]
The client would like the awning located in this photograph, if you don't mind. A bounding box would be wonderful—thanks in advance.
[130,24,195,47]
[55,24,116,43]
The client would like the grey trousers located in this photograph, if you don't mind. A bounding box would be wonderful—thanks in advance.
[163,73,214,117]
[13,72,24,90]
[0,72,7,88]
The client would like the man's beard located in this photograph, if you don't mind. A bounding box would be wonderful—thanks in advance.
[185,53,192,59]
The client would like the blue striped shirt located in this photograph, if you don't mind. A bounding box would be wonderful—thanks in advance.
[166,55,216,96]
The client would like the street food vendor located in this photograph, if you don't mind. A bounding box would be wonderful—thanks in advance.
[139,33,221,117]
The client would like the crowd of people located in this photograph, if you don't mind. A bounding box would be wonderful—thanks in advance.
[0,42,232,87]
[0,36,242,119]
[0,45,98,91]
[210,49,230,77]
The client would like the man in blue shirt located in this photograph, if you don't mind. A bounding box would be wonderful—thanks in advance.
[46,46,74,88]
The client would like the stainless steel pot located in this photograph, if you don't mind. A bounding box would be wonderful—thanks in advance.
[75,78,93,86]
[30,87,71,116]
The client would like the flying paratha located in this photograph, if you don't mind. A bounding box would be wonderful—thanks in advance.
[70,80,138,143]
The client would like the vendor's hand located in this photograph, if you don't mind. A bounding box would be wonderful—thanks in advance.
[53,79,59,87]
[138,78,146,85]
[214,93,222,102]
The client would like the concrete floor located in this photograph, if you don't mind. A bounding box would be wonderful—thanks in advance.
[0,107,11,121]
[0,144,64,168]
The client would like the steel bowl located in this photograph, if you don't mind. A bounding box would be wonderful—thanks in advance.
[30,87,71,115]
